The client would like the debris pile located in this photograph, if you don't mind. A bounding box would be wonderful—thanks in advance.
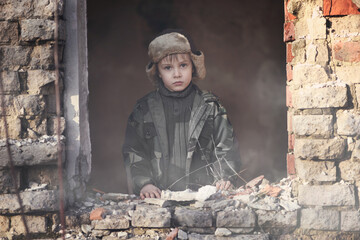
[55,176,300,239]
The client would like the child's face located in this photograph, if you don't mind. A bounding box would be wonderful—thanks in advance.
[158,53,193,92]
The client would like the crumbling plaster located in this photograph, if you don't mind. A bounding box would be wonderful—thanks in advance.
[64,0,91,202]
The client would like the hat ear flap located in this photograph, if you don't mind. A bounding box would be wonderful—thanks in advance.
[146,62,158,85]
[191,51,206,81]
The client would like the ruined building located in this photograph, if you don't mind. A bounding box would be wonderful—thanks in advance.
[0,0,360,239]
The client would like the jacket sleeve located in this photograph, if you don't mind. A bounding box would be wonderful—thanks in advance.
[211,102,241,184]
[122,109,154,194]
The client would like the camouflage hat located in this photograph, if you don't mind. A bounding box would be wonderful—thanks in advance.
[145,32,206,84]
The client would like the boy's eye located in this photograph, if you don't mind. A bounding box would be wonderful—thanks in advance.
[180,63,187,68]
[164,66,172,70]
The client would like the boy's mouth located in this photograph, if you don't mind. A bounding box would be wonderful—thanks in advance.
[173,81,183,86]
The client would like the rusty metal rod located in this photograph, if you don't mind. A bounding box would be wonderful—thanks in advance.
[54,0,66,239]
[0,77,30,239]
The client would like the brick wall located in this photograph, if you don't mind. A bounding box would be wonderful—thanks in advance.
[285,0,360,234]
[0,0,65,237]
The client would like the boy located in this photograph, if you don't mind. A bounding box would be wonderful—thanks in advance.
[123,31,240,199]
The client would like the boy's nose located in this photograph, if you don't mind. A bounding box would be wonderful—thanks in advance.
[174,68,182,77]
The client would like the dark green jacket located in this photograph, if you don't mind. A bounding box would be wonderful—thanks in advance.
[123,86,240,194]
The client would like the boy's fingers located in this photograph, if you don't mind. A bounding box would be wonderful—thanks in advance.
[224,181,231,190]
[216,182,221,190]
[140,193,145,200]
[145,192,150,198]
[155,190,161,198]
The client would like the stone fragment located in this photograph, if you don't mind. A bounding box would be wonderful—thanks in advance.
[0,46,32,69]
[90,208,106,221]
[294,138,346,160]
[307,16,326,39]
[0,0,33,19]
[0,169,20,193]
[178,229,188,239]
[27,165,58,187]
[295,19,309,39]
[0,190,58,214]
[356,84,360,107]
[353,140,360,160]
[0,116,21,139]
[0,22,18,43]
[298,184,355,206]
[293,115,333,137]
[293,64,329,85]
[30,44,56,70]
[215,228,232,237]
[216,209,255,228]
[279,199,301,212]
[228,227,254,234]
[0,71,21,93]
[0,215,10,232]
[247,196,280,211]
[174,207,212,228]
[161,189,197,202]
[293,83,348,109]
[211,200,238,213]
[27,70,56,95]
[257,210,297,235]
[296,159,336,182]
[291,40,306,63]
[81,224,92,235]
[341,211,360,231]
[335,65,360,84]
[14,95,45,116]
[144,198,175,207]
[0,142,62,168]
[196,185,217,201]
[300,208,339,230]
[132,206,171,228]
[188,233,270,240]
[27,116,47,137]
[339,159,360,181]
[330,15,360,37]
[306,41,329,65]
[333,41,360,62]
[21,19,65,41]
[92,229,110,237]
[33,0,65,17]
[92,215,129,230]
[337,110,360,136]
[11,215,46,234]
[47,116,66,135]
[0,95,15,116]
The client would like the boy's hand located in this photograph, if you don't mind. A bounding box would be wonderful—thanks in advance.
[140,184,161,200]
[215,180,233,191]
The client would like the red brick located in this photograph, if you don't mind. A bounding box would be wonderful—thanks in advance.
[333,41,360,62]
[284,21,295,42]
[287,153,296,175]
[286,64,293,82]
[284,0,297,22]
[286,86,293,107]
[286,44,294,63]
[90,208,106,221]
[324,0,360,16]
[288,134,295,150]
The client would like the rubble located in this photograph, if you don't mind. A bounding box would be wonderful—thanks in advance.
[44,176,302,239]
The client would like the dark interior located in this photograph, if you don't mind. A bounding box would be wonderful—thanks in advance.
[87,0,287,193]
